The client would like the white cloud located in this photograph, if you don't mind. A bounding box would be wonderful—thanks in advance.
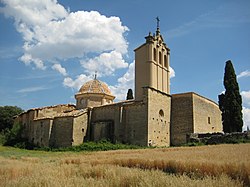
[19,53,46,70]
[241,90,250,107]
[241,90,250,131]
[52,64,67,76]
[0,0,68,27]
[17,86,48,93]
[118,61,135,85]
[0,0,129,75]
[63,74,92,90]
[110,61,135,101]
[169,66,175,78]
[81,51,128,77]
[1,0,174,102]
[237,70,250,79]
[243,107,250,131]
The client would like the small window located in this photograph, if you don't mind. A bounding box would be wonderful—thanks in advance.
[164,55,167,67]
[82,128,85,133]
[154,48,157,61]
[159,109,164,117]
[208,117,211,124]
[159,51,162,65]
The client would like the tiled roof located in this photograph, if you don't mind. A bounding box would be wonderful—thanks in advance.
[78,79,112,95]
[34,109,88,120]
[16,104,76,117]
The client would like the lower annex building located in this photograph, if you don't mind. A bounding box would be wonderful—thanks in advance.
[15,24,222,147]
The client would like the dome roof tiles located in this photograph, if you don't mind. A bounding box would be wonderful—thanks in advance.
[78,79,113,96]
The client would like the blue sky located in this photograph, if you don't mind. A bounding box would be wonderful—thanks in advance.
[0,0,250,130]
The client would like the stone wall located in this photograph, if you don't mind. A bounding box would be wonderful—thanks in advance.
[14,110,36,142]
[15,105,90,148]
[72,112,88,146]
[146,87,171,147]
[14,92,222,148]
[91,104,120,142]
[171,93,194,145]
[50,116,74,147]
[170,92,222,146]
[15,112,29,139]
[91,121,114,142]
[122,102,147,146]
[90,100,148,146]
[32,119,53,147]
[187,132,250,144]
[90,87,172,147]
[15,104,75,138]
[193,93,222,133]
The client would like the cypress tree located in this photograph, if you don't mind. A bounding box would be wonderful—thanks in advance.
[126,89,134,100]
[218,60,243,132]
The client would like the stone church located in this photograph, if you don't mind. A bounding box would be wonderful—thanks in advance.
[15,23,222,147]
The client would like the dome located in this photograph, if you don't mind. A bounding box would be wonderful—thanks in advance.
[78,79,113,96]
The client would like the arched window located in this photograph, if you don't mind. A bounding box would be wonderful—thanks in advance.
[159,109,164,117]
[164,55,167,67]
[159,51,162,65]
[153,48,157,61]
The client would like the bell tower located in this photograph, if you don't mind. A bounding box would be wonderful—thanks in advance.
[134,17,170,100]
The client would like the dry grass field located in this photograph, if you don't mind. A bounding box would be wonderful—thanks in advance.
[0,143,249,187]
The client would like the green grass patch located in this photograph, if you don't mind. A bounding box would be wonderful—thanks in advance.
[0,140,148,156]
[37,140,146,152]
[0,145,67,158]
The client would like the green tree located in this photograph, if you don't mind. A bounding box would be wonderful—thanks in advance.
[218,60,243,132]
[126,89,134,100]
[0,106,23,132]
[4,122,24,146]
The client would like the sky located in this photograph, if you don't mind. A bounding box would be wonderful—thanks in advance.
[0,0,249,130]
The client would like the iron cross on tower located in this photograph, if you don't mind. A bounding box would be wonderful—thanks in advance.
[156,16,160,28]
[94,71,97,80]
[156,16,160,35]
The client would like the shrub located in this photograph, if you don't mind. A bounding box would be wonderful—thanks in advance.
[37,140,145,152]
[3,122,33,149]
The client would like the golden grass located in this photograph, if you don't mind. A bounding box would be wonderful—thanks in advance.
[0,144,249,187]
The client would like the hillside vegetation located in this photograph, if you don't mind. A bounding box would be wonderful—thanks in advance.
[0,144,249,187]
